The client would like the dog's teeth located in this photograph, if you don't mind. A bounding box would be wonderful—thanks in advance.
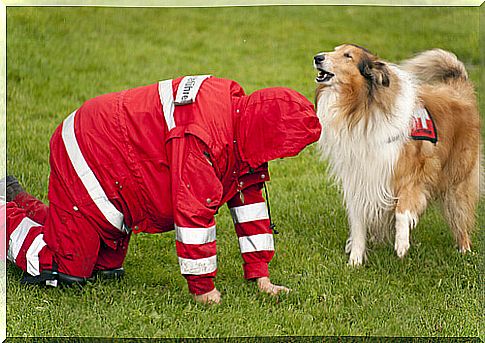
[315,69,334,84]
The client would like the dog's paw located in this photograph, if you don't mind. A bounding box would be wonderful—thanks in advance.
[394,238,410,258]
[347,250,365,266]
[457,237,471,254]
[458,243,471,254]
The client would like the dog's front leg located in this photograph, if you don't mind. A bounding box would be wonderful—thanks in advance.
[394,190,426,258]
[394,211,413,258]
[346,205,367,266]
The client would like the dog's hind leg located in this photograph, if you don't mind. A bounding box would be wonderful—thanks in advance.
[442,165,479,253]
[395,187,428,258]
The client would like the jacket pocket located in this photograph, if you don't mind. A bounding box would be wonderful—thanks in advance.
[177,149,223,221]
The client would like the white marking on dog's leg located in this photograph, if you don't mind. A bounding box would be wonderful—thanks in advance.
[394,211,413,258]
[347,210,367,266]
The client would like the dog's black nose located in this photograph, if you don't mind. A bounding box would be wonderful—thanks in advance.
[314,54,325,64]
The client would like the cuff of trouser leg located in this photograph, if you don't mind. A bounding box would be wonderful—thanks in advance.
[186,276,215,295]
[243,262,269,280]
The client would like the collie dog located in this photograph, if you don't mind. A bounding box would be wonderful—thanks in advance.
[313,44,481,266]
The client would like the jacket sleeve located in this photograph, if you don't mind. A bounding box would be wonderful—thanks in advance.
[168,133,223,295]
[227,183,275,280]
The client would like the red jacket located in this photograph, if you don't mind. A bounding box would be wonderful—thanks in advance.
[49,76,321,294]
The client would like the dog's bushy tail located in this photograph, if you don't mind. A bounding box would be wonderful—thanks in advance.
[401,49,468,85]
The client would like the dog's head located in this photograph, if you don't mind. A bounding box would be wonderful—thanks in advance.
[314,44,390,90]
[313,44,398,129]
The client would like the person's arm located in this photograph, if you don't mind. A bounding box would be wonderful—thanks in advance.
[168,134,223,302]
[227,183,290,295]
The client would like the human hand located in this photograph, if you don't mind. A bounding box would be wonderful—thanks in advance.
[193,288,221,304]
[256,277,291,296]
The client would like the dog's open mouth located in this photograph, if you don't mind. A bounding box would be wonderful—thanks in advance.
[315,68,335,83]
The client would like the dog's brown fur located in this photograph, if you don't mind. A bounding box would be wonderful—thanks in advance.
[393,76,480,252]
[316,45,401,131]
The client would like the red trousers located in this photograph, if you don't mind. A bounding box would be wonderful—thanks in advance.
[7,196,130,278]
[6,125,131,279]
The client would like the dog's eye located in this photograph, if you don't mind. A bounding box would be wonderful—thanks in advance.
[344,53,352,59]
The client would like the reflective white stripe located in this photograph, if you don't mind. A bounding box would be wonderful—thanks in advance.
[230,202,269,224]
[174,75,211,105]
[239,234,274,254]
[62,111,125,230]
[178,255,217,275]
[26,234,47,276]
[7,217,41,263]
[175,225,216,245]
[158,79,175,130]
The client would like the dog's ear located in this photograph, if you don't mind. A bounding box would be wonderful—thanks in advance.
[358,57,390,88]
[372,61,390,87]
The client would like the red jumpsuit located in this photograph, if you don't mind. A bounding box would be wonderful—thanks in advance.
[6,76,321,294]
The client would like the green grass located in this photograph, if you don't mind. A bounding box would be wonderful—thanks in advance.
[6,6,483,338]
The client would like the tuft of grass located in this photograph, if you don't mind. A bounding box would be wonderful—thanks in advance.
[6,6,483,339]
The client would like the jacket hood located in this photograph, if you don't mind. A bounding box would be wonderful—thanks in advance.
[234,87,322,168]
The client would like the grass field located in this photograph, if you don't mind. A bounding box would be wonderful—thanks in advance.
[6,5,483,338]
